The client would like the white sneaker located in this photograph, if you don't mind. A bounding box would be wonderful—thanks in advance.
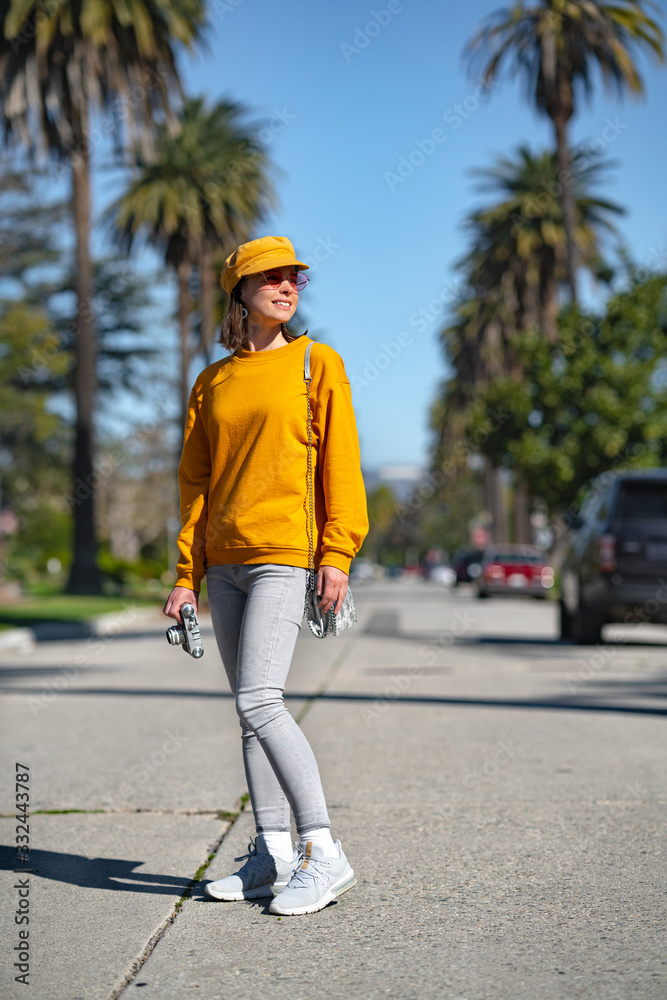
[269,839,356,915]
[204,837,299,901]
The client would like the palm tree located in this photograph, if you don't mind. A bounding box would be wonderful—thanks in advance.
[430,291,512,542]
[463,145,623,343]
[466,0,664,303]
[103,96,277,430]
[0,0,206,593]
[431,145,623,542]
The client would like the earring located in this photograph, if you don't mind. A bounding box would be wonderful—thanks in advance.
[241,306,248,319]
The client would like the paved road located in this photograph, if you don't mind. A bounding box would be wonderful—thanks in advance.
[1,580,666,999]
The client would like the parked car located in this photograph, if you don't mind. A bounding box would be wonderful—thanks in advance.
[452,548,484,584]
[558,468,667,644]
[429,564,457,587]
[349,558,383,584]
[476,545,555,600]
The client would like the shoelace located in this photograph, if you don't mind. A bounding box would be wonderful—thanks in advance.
[233,837,275,875]
[285,851,335,891]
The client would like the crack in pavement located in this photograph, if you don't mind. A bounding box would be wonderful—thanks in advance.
[106,813,236,1000]
[0,808,241,817]
[108,639,356,999]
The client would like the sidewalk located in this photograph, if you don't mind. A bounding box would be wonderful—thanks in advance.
[0,604,161,652]
[1,582,665,999]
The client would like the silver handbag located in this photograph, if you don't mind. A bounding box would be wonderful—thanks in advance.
[303,342,358,638]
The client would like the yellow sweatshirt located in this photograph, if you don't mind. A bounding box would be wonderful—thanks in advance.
[175,334,369,591]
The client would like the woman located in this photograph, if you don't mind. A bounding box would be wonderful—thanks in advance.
[163,236,369,916]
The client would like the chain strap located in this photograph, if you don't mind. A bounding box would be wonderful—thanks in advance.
[304,344,315,591]
[302,339,357,638]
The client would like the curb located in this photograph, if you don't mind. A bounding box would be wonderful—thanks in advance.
[0,605,163,653]
[0,627,35,653]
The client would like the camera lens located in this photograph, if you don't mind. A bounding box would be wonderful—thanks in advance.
[165,626,184,646]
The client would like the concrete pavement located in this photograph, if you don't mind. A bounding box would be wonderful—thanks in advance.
[1,580,666,999]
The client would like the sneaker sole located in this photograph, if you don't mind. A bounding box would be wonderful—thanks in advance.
[204,880,289,901]
[269,870,357,915]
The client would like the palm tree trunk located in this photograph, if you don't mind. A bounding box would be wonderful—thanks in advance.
[542,271,559,344]
[177,258,193,431]
[553,114,578,305]
[484,458,507,543]
[513,476,532,544]
[66,101,102,595]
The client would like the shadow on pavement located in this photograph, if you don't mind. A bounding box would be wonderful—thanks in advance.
[0,665,117,681]
[0,844,191,894]
[1,684,666,716]
[0,846,341,908]
[361,609,667,649]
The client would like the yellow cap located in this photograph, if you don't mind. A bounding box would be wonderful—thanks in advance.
[220,236,309,296]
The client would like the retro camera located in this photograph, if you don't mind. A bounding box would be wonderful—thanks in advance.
[165,603,204,658]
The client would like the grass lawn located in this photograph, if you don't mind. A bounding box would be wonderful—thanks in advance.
[0,593,161,630]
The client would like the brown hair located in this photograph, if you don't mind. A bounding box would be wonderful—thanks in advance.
[218,278,299,354]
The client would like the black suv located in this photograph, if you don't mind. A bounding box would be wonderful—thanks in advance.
[558,469,667,644]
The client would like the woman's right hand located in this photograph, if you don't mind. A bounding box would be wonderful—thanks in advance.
[163,586,199,622]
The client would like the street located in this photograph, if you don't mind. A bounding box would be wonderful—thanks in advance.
[1,578,666,1000]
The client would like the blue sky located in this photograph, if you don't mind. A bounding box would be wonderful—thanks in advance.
[99,0,667,470]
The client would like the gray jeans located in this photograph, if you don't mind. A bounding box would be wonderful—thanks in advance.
[206,563,331,834]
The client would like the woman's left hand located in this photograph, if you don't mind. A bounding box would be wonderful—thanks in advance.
[317,565,349,615]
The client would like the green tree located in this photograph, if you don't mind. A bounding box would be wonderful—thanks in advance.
[359,484,398,564]
[0,303,70,582]
[466,0,664,302]
[466,267,667,514]
[44,258,158,399]
[103,96,277,429]
[1,0,206,593]
[0,163,66,282]
[420,467,485,556]
[96,425,178,583]
[431,145,623,541]
[1,159,167,583]
[1,160,160,401]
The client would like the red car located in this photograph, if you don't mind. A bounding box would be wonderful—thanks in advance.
[476,545,555,599]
